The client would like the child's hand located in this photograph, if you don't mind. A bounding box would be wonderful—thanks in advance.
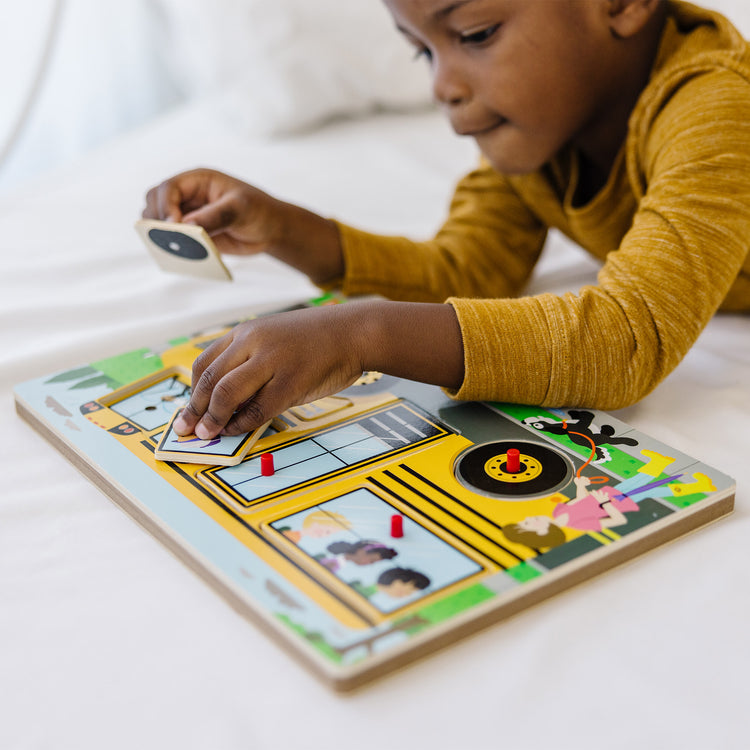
[173,305,366,439]
[143,168,284,256]
[172,300,465,439]
[143,168,344,284]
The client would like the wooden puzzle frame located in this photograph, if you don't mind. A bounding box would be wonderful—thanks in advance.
[14,302,736,691]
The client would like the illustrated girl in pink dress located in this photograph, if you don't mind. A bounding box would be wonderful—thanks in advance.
[502,476,639,549]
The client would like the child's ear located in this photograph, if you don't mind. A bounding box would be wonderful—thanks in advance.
[607,0,662,39]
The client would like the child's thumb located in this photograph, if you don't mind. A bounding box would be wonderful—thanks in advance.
[182,195,236,236]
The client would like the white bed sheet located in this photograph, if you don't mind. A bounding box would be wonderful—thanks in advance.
[1,101,748,750]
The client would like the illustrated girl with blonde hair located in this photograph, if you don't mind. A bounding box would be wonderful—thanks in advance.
[281,509,351,543]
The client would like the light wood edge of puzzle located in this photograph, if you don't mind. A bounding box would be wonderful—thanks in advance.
[15,393,736,693]
[154,411,271,467]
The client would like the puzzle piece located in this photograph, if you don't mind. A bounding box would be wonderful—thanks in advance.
[135,218,233,281]
[154,408,270,466]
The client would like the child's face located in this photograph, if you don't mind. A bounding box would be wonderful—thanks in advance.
[385,0,625,174]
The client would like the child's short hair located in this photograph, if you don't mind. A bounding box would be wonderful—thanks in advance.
[502,522,566,550]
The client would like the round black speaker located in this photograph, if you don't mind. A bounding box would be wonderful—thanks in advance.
[454,440,573,499]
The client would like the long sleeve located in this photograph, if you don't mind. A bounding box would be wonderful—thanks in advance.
[333,162,548,303]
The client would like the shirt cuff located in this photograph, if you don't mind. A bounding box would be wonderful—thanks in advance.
[443,296,553,404]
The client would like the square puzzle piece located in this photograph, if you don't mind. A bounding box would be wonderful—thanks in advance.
[135,218,233,281]
[155,408,270,466]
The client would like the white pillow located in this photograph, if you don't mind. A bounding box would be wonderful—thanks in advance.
[155,0,434,135]
[699,0,750,36]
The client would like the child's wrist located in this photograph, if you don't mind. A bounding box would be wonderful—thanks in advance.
[269,202,344,283]
[353,300,464,390]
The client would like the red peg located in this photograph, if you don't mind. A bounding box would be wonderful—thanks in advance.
[260,452,275,476]
[390,514,404,538]
[506,448,521,474]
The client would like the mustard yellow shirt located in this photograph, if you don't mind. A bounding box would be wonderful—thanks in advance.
[333,1,750,409]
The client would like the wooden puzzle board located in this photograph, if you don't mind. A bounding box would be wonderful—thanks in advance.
[13,296,735,691]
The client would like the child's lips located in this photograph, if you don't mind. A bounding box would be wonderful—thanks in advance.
[455,117,507,137]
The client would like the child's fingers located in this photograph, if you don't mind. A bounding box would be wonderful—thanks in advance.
[143,170,215,222]
[186,330,268,438]
[158,182,186,222]
[141,180,184,222]
[172,405,199,437]
[182,193,238,235]
[172,333,235,436]
[193,361,271,439]
[221,383,281,436]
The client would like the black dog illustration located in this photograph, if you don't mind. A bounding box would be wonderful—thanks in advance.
[523,410,638,461]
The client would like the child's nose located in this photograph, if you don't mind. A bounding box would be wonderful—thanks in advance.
[431,57,470,107]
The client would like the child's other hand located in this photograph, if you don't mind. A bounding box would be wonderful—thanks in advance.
[142,168,344,284]
[173,305,365,439]
[142,168,285,256]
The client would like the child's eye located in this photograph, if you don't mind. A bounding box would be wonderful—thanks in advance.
[413,45,433,63]
[459,23,501,46]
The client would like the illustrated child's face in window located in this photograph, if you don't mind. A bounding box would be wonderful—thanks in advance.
[378,578,421,598]
[305,522,341,538]
[384,0,629,175]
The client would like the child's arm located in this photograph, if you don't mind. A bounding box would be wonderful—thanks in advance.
[143,164,548,301]
[332,161,548,303]
[172,298,464,439]
[142,165,541,437]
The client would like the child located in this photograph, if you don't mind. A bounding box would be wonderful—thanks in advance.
[143,0,750,441]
